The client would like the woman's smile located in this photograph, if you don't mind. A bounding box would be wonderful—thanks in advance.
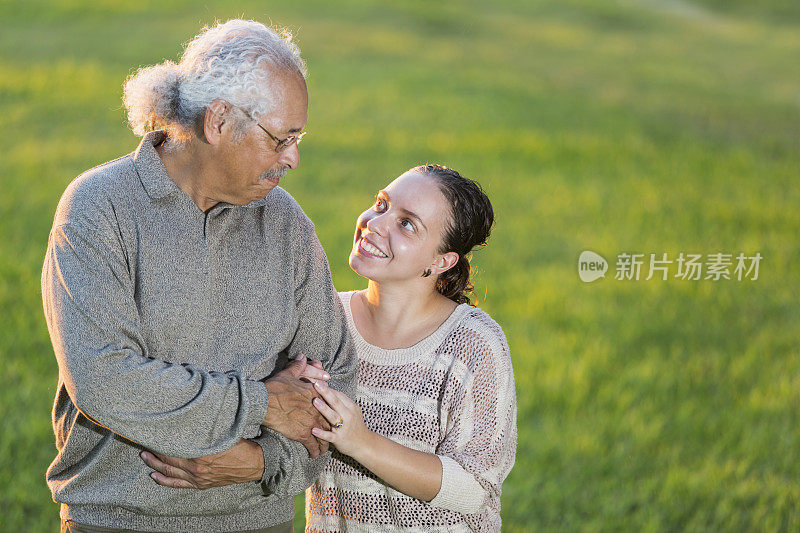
[357,236,388,259]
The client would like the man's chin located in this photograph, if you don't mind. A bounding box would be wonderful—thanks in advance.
[252,182,278,201]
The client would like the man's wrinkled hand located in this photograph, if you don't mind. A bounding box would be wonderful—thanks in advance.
[262,354,332,458]
[140,439,264,490]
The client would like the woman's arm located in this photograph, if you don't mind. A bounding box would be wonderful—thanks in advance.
[310,380,443,502]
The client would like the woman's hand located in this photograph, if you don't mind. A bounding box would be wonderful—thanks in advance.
[295,353,330,384]
[311,380,372,458]
[312,381,444,503]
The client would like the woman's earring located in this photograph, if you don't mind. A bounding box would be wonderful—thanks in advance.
[422,269,432,278]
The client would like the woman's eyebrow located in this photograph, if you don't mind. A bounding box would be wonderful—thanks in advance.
[399,207,427,231]
[376,190,427,231]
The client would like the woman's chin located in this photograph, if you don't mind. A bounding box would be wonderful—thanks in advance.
[348,253,368,277]
[350,254,383,282]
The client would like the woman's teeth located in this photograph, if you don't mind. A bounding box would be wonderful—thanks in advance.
[362,239,387,258]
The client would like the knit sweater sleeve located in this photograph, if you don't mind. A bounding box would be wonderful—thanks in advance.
[428,311,518,520]
[251,214,358,496]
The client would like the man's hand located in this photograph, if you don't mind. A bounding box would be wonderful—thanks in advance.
[263,354,332,458]
[140,439,264,489]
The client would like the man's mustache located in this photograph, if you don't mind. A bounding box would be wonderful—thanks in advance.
[259,168,288,181]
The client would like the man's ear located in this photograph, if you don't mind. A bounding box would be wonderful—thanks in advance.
[203,99,231,145]
[430,251,460,276]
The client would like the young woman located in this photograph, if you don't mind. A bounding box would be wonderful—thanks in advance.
[304,164,517,532]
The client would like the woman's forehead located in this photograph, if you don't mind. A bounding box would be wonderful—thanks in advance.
[385,172,440,203]
[384,172,449,223]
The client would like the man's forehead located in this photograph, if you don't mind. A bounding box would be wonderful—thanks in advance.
[261,111,307,134]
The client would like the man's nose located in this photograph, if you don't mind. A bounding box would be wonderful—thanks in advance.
[278,142,300,170]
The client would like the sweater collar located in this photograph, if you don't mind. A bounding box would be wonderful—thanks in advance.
[132,130,180,200]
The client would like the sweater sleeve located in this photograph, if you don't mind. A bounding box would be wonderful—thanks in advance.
[252,217,358,496]
[428,455,486,513]
[42,220,268,458]
[429,313,518,519]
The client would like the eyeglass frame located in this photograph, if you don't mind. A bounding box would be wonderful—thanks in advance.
[253,121,306,153]
[233,105,306,153]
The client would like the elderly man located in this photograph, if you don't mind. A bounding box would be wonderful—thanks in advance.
[42,19,356,533]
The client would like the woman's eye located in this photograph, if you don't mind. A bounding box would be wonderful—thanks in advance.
[374,199,386,211]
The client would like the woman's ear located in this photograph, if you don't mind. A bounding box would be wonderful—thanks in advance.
[203,98,231,145]
[430,251,459,276]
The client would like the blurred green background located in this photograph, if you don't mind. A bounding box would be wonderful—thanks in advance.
[2,0,799,531]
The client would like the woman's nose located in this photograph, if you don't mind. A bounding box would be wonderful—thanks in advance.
[365,212,387,235]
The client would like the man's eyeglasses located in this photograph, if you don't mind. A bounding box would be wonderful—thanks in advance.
[231,105,306,153]
[254,122,306,153]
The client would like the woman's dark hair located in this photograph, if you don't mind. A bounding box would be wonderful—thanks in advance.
[412,164,494,306]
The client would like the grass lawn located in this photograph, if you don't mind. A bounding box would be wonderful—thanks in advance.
[1,0,798,531]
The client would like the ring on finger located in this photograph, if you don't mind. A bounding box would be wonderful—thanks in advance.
[333,421,343,429]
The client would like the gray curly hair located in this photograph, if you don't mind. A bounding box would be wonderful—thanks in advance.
[123,19,306,142]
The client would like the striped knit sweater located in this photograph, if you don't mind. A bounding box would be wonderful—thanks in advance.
[306,291,517,532]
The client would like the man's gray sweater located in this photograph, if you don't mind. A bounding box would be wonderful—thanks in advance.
[41,131,356,531]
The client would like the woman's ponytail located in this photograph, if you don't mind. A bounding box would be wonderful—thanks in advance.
[412,164,494,306]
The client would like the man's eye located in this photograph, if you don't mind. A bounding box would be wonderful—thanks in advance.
[401,219,415,231]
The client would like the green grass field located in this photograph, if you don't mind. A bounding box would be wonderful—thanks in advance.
[1,0,799,531]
